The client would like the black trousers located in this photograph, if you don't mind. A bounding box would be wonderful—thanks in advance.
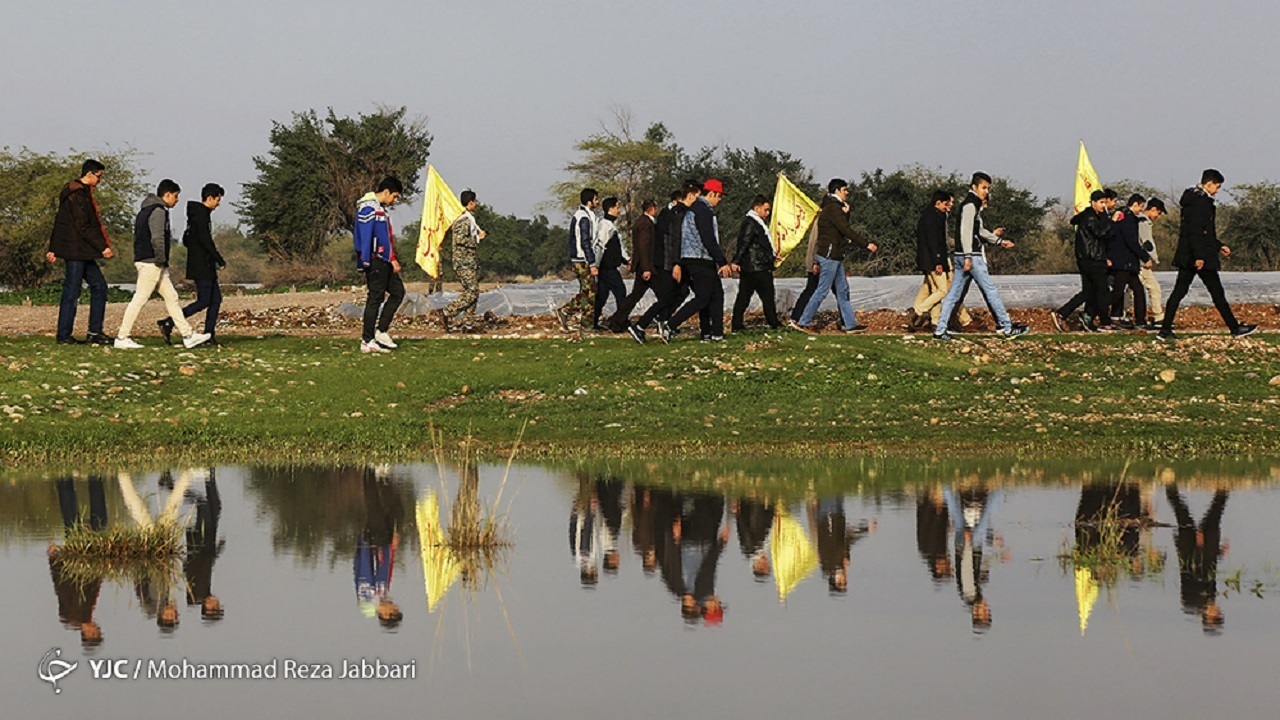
[637,271,687,328]
[1057,260,1110,324]
[363,258,405,341]
[592,265,626,327]
[1161,266,1239,332]
[670,260,724,337]
[791,270,820,322]
[182,277,223,335]
[1109,270,1146,322]
[732,270,781,330]
[607,273,655,329]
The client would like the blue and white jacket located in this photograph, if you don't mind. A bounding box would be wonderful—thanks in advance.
[567,205,598,264]
[679,196,726,265]
[353,192,396,269]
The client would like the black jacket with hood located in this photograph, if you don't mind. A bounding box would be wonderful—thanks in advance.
[183,200,225,281]
[1174,186,1222,271]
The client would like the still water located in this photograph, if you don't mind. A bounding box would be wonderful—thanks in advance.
[4,461,1280,718]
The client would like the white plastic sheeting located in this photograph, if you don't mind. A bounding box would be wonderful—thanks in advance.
[335,271,1280,318]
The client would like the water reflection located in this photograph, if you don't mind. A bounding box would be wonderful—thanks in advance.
[355,466,405,629]
[1168,485,1229,632]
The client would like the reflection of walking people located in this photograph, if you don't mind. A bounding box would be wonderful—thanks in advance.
[48,159,114,346]
[1166,485,1229,631]
[735,497,775,579]
[440,189,485,332]
[916,486,952,583]
[810,495,871,593]
[355,467,405,628]
[183,468,225,621]
[944,484,1004,630]
[568,475,601,585]
[48,476,108,646]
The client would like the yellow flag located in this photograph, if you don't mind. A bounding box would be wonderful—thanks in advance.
[1074,141,1103,215]
[417,490,461,612]
[769,174,820,266]
[770,507,818,602]
[415,165,465,279]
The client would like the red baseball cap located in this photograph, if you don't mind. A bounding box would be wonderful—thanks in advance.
[702,178,725,194]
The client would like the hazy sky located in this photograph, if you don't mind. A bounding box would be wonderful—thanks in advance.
[7,0,1278,230]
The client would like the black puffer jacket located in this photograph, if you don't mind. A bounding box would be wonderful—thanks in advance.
[1071,207,1112,263]
[1106,209,1150,273]
[733,213,775,273]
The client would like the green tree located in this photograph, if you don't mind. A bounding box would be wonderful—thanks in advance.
[0,147,146,289]
[240,106,432,261]
[1222,182,1280,270]
[550,107,680,219]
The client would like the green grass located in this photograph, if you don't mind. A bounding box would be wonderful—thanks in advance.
[3,330,1280,467]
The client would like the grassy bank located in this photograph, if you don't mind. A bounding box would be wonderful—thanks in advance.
[2,331,1280,467]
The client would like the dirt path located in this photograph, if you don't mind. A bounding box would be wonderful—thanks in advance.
[5,283,1277,339]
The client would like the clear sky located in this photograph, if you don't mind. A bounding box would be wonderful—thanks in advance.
[6,0,1277,229]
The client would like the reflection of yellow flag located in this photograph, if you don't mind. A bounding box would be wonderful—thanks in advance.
[770,508,818,602]
[415,165,466,279]
[417,491,461,612]
[769,174,820,266]
[1074,567,1100,636]
[1074,141,1103,215]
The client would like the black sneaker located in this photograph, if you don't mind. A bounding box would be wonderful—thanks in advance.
[157,318,175,345]
[843,324,869,334]
[1232,323,1258,337]
[933,332,954,341]
[627,323,646,345]
[86,332,112,345]
[55,336,85,345]
[1050,311,1069,332]
[1156,330,1178,341]
[1114,318,1135,330]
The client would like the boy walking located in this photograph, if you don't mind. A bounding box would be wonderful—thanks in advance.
[160,184,225,346]
[1158,169,1256,340]
[933,173,1027,340]
[730,195,782,332]
[794,179,878,333]
[1137,198,1167,328]
[114,180,211,349]
[48,159,114,345]
[556,188,600,331]
[439,189,485,332]
[909,190,970,331]
[354,176,405,353]
[666,179,730,342]
[591,197,629,331]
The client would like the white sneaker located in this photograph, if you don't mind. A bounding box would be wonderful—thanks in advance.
[182,332,212,349]
[114,337,143,349]
[374,331,398,349]
[361,339,390,354]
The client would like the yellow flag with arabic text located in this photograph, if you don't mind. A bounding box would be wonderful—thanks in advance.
[769,174,820,266]
[1074,141,1103,215]
[415,165,465,279]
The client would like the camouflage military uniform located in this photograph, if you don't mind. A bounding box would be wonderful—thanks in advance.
[559,262,597,329]
[443,213,481,326]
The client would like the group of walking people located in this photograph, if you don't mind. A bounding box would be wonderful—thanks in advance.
[47,161,1260,350]
[49,159,227,349]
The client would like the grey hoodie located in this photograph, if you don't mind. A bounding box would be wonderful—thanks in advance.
[132,194,172,266]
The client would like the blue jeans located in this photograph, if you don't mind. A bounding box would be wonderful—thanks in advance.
[56,259,108,340]
[934,254,1011,335]
[797,256,856,330]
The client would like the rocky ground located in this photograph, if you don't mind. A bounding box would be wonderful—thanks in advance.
[4,281,1277,340]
